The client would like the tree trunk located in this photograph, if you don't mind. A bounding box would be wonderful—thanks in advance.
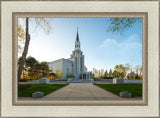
[17,17,30,82]
[22,67,24,79]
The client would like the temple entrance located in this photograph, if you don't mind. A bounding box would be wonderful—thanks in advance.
[83,74,86,79]
[79,73,92,80]
[68,72,94,83]
[80,73,87,79]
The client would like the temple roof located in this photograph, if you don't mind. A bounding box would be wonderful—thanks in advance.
[76,32,79,41]
[76,27,79,42]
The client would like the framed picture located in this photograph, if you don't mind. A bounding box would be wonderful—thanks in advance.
[1,0,159,118]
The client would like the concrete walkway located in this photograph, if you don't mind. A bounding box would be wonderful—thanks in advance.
[18,83,142,101]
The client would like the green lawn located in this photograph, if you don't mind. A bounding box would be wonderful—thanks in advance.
[18,84,68,97]
[95,84,142,97]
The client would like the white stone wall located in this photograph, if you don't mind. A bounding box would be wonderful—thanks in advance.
[84,65,87,72]
[68,57,76,77]
[48,55,87,79]
[81,55,84,73]
[62,59,73,78]
[48,59,63,74]
[77,53,81,78]
[48,58,73,79]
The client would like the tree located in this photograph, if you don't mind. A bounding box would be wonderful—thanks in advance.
[17,18,51,82]
[114,64,126,78]
[18,24,25,53]
[25,56,38,68]
[100,68,105,78]
[18,57,22,65]
[106,18,142,35]
[92,68,108,79]
[66,71,74,78]
[18,18,30,82]
[40,61,50,77]
[113,70,118,78]
[124,63,131,79]
[134,65,143,79]
[27,61,50,80]
[139,66,143,78]
[92,68,98,78]
[104,70,108,78]
[129,71,135,79]
[134,65,139,79]
[98,70,101,78]
[18,57,26,79]
[28,66,37,80]
[108,69,113,78]
[32,63,41,79]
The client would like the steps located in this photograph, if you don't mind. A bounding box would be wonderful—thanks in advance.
[68,79,94,83]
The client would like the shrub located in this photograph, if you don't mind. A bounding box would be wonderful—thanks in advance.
[18,84,31,90]
[19,79,28,82]
[103,77,113,79]
[67,74,74,78]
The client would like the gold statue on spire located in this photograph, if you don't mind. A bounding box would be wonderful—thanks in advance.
[77,27,78,32]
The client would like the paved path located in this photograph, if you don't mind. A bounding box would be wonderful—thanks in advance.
[41,83,122,101]
[18,83,142,101]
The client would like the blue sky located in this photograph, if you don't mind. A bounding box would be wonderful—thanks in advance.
[18,18,142,71]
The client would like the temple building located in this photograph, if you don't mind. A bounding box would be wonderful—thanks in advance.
[47,27,92,80]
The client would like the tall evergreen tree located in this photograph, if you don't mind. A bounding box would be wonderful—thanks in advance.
[109,69,113,78]
[104,70,108,78]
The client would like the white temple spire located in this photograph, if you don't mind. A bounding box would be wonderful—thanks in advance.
[75,27,80,50]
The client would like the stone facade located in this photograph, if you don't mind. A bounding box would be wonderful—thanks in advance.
[48,58,73,78]
[47,27,92,80]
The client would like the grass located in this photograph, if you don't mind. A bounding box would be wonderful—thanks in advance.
[18,84,68,97]
[95,84,142,97]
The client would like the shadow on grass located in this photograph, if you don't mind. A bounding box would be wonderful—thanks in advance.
[95,84,142,97]
[18,84,68,97]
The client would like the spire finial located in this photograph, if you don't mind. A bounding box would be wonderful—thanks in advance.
[77,27,78,32]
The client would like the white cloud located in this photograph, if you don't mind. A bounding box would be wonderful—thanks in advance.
[98,34,142,55]
[97,34,142,67]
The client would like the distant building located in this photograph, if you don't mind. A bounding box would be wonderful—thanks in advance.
[47,27,92,80]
